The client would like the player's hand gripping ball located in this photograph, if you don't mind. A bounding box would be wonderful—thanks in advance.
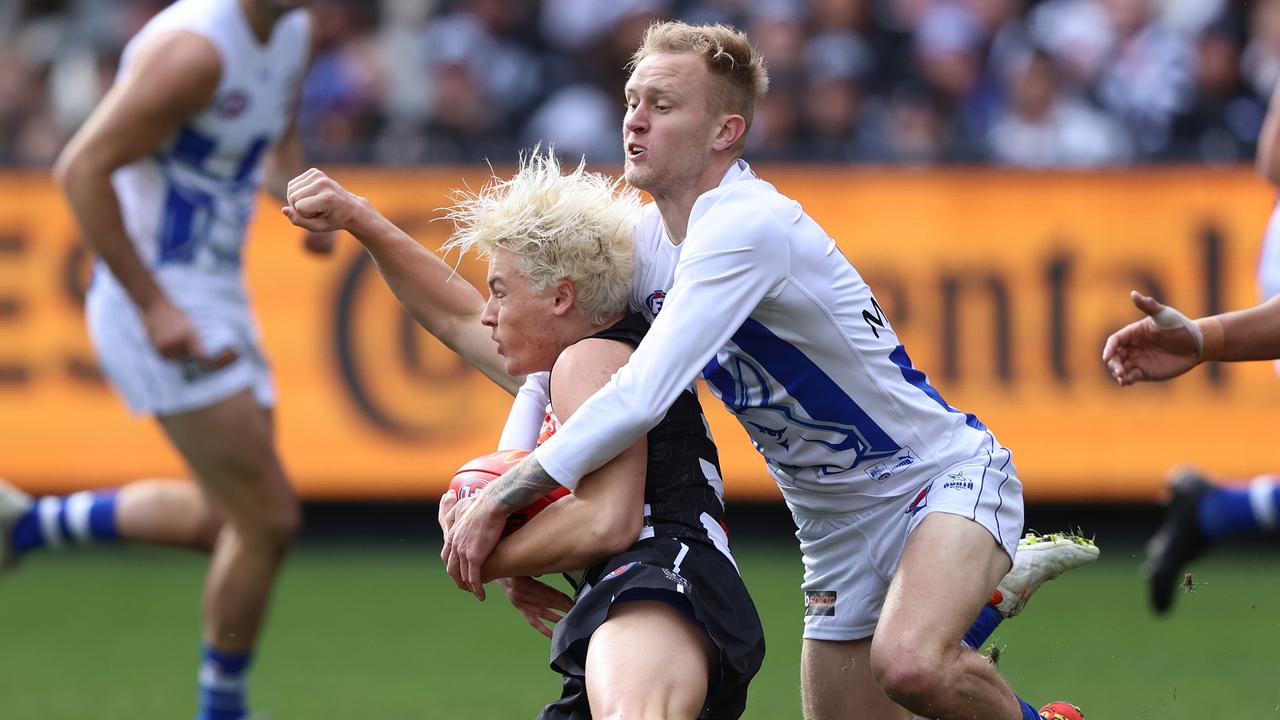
[449,450,569,536]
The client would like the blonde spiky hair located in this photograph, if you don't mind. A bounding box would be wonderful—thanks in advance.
[442,150,641,325]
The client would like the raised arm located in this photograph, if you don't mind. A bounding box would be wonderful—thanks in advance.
[284,169,521,394]
[53,31,221,361]
[1102,290,1280,384]
[480,338,647,582]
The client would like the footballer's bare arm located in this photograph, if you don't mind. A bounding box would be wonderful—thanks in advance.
[54,30,221,361]
[483,339,645,581]
[284,169,519,393]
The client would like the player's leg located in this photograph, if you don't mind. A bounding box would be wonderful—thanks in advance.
[794,507,913,720]
[117,480,223,549]
[1147,467,1280,613]
[584,599,715,719]
[159,390,299,720]
[802,638,909,720]
[798,529,1097,720]
[869,512,1035,720]
[0,478,221,566]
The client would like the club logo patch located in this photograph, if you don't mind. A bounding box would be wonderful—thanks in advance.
[646,290,666,316]
[804,590,837,617]
[606,561,639,579]
[215,89,249,118]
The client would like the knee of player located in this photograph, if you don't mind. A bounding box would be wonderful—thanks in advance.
[259,498,302,546]
[224,495,301,549]
[869,641,947,706]
[190,513,225,551]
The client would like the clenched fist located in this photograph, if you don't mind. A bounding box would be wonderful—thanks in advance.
[282,168,372,234]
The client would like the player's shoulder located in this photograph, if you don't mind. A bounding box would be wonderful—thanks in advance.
[692,164,800,231]
[550,333,635,407]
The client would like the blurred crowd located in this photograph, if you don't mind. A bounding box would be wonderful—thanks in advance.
[1,0,1276,168]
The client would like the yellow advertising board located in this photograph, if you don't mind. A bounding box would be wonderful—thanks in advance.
[1,167,1276,501]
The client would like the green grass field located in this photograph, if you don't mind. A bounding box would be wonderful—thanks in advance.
[2,538,1278,718]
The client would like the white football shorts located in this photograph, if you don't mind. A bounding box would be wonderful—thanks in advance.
[794,449,1024,641]
[85,269,275,417]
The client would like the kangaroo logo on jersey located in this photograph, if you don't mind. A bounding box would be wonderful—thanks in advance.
[646,290,666,316]
[214,89,249,119]
[704,349,901,478]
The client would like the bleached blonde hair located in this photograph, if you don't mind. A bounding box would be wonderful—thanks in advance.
[631,21,769,156]
[442,150,641,325]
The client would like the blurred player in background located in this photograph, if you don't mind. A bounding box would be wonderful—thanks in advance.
[0,2,325,719]
[433,152,764,719]
[423,21,1091,720]
[1103,79,1280,615]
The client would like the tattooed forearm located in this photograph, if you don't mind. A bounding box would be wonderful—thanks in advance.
[489,456,561,512]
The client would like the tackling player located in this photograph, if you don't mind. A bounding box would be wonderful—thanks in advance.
[0,2,325,719]
[444,21,1090,720]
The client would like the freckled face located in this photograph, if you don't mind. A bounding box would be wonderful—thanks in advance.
[479,250,562,375]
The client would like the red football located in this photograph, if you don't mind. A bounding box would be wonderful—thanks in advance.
[449,449,570,536]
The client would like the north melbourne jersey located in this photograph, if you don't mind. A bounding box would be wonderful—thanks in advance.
[534,160,1012,515]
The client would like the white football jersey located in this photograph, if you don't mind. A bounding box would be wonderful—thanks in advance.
[1259,200,1280,302]
[536,160,1014,515]
[108,0,310,280]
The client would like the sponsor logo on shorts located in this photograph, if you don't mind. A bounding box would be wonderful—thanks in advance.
[941,471,974,491]
[804,590,837,617]
[865,447,918,483]
[646,291,666,316]
[662,567,690,592]
[181,348,239,383]
[606,561,639,579]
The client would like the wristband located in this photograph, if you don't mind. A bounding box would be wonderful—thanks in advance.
[1195,316,1225,361]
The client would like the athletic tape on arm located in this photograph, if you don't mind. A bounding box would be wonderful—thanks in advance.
[1150,305,1204,357]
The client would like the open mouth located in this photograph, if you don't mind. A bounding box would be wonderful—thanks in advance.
[627,143,647,160]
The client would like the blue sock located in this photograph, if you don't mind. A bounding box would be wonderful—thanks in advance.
[11,490,120,553]
[962,604,1003,649]
[1019,697,1042,719]
[1198,477,1280,540]
[197,645,252,720]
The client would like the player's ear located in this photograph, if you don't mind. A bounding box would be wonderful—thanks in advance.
[551,279,575,316]
[712,114,746,152]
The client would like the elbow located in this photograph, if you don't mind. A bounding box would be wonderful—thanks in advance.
[588,511,642,558]
[1261,161,1280,189]
[53,145,106,193]
[52,147,78,189]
